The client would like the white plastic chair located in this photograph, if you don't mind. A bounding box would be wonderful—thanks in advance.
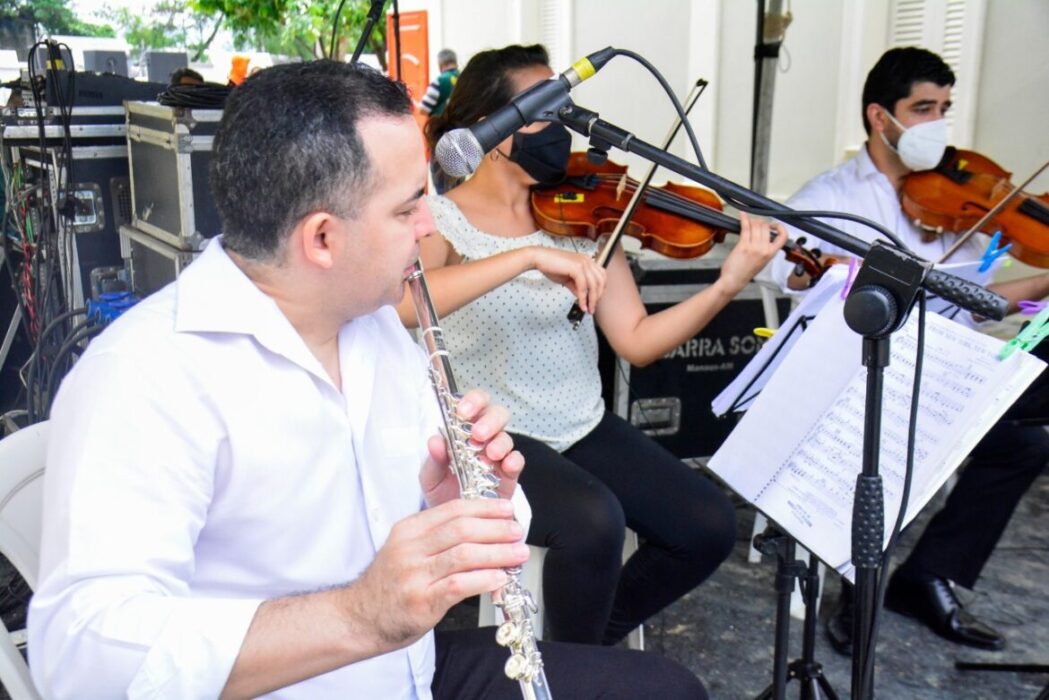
[480,529,645,650]
[0,421,48,699]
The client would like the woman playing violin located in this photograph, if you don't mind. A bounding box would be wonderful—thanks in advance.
[396,43,786,646]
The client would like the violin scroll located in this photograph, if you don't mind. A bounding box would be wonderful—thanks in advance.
[783,236,839,288]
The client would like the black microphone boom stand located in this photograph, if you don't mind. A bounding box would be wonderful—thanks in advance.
[553,101,1007,700]
[840,244,927,699]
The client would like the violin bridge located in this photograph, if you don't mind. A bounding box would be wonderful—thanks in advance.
[616,174,627,201]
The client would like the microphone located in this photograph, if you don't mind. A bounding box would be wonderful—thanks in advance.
[434,47,616,178]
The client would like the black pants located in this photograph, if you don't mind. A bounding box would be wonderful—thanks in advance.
[514,411,737,644]
[895,420,1049,588]
[432,627,707,699]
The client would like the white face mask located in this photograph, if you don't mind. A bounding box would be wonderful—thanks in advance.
[879,109,948,171]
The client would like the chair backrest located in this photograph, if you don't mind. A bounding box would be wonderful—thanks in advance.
[0,421,47,699]
[0,421,48,591]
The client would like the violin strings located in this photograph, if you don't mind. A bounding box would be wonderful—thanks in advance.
[578,174,735,229]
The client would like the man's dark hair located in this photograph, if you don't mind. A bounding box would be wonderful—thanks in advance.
[861,47,954,134]
[210,60,412,260]
[169,67,204,86]
[424,44,549,152]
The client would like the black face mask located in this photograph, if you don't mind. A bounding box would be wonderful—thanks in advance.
[509,123,572,185]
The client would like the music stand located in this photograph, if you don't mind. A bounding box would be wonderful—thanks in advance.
[753,524,839,700]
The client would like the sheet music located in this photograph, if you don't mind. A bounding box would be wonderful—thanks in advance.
[708,296,1045,580]
[712,266,850,416]
[713,258,998,416]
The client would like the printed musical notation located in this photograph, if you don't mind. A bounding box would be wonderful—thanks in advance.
[708,292,1045,578]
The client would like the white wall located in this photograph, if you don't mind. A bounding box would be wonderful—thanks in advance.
[972,0,1049,280]
[570,0,716,178]
[974,1,1049,193]
[421,0,526,72]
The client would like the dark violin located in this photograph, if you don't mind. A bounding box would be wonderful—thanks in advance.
[901,147,1049,267]
[531,152,832,281]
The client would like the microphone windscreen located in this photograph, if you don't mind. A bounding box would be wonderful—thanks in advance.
[434,129,485,178]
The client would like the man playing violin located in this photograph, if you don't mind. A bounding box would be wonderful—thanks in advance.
[770,46,1049,655]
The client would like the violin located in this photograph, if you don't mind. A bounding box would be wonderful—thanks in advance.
[901,147,1049,267]
[531,152,833,281]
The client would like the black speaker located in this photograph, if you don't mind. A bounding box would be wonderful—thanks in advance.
[82,50,129,77]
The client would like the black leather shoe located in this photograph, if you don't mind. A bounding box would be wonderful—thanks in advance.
[884,573,1005,651]
[824,583,854,656]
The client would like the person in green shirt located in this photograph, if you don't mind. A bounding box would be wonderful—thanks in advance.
[419,48,459,117]
[422,49,462,193]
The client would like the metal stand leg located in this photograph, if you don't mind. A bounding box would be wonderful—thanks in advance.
[754,525,839,700]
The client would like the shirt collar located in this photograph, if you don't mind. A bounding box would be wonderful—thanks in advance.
[855,143,902,200]
[175,238,332,383]
[855,143,883,181]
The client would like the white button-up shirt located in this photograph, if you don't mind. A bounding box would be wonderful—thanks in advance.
[29,239,530,699]
[768,146,990,325]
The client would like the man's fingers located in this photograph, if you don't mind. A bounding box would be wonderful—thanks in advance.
[431,569,512,608]
[454,388,490,421]
[429,541,530,582]
[499,449,525,479]
[425,433,448,464]
[467,404,510,444]
[397,497,515,540]
[481,431,515,463]
[419,435,452,494]
[423,515,525,558]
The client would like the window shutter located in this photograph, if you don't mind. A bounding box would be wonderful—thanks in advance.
[538,0,572,71]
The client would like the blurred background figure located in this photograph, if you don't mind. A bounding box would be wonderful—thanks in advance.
[227,55,250,86]
[420,48,461,194]
[169,67,204,87]
[419,48,459,118]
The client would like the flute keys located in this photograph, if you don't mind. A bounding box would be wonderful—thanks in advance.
[504,653,529,680]
[496,620,522,646]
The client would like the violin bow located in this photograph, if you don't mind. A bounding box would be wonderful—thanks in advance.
[938,157,1049,264]
[568,78,708,327]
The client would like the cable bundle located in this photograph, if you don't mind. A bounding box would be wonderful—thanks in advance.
[156,83,232,110]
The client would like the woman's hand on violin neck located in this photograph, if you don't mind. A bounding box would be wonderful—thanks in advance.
[719,213,789,294]
[787,254,850,291]
[530,247,608,314]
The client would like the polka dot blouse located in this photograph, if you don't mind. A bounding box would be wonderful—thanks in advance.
[428,194,605,452]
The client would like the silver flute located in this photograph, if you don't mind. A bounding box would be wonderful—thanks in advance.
[407,261,552,700]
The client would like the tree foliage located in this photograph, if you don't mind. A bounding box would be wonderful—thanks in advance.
[1,0,115,38]
[103,1,222,61]
[190,0,386,67]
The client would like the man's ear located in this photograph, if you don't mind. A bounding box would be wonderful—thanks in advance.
[297,211,338,269]
[867,102,892,136]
